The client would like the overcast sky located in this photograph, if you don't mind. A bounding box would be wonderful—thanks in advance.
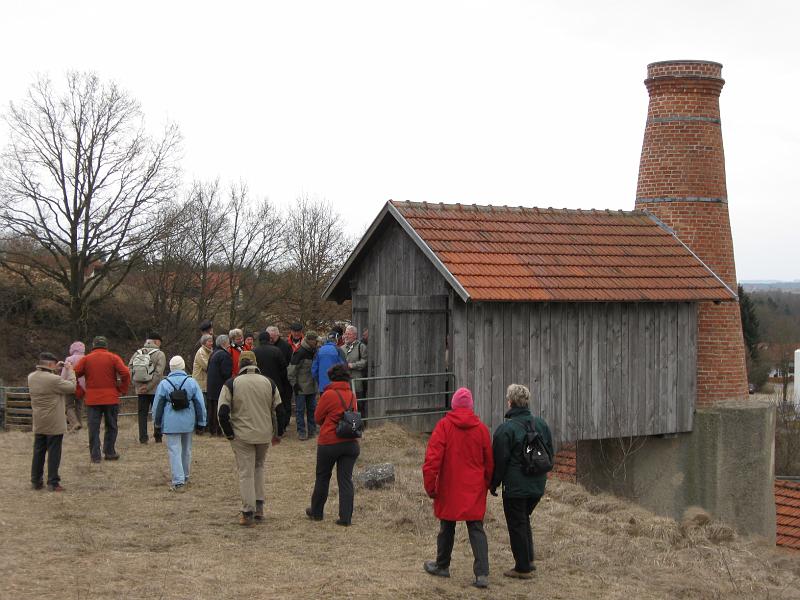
[1,1,797,281]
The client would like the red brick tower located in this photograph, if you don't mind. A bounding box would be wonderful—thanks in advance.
[635,60,748,406]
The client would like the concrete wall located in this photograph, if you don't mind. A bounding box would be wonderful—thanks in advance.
[577,399,776,541]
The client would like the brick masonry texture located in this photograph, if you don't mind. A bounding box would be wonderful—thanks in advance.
[635,60,748,405]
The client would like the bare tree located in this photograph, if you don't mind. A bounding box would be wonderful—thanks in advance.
[221,182,285,328]
[0,72,180,336]
[285,195,353,328]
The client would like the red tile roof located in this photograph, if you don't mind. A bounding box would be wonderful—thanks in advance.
[776,480,800,551]
[391,201,736,303]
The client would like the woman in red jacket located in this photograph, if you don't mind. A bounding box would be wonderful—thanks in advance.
[422,388,493,589]
[305,363,361,526]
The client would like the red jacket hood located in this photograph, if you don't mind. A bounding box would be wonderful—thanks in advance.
[445,407,482,429]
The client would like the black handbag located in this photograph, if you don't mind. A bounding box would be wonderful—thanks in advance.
[334,390,363,439]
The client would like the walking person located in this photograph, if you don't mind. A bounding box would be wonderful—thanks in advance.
[206,334,233,437]
[218,351,282,526]
[62,341,86,431]
[74,336,131,463]
[422,387,493,589]
[490,384,554,579]
[306,364,361,526]
[287,331,318,440]
[152,356,207,493]
[29,352,77,491]
[128,333,166,444]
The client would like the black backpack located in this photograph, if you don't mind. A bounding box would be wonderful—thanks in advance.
[165,377,190,411]
[517,419,553,476]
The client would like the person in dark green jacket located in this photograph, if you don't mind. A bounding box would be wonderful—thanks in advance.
[490,384,554,579]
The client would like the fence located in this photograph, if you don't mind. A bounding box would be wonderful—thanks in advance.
[351,372,454,422]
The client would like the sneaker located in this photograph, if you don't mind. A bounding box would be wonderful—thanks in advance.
[423,560,450,578]
[503,569,533,579]
[31,481,43,490]
[104,453,120,461]
[305,508,322,521]
[170,483,186,493]
[473,575,489,589]
[48,484,65,492]
[239,512,255,527]
[255,501,265,521]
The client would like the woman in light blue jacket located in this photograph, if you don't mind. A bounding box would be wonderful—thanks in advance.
[153,356,207,492]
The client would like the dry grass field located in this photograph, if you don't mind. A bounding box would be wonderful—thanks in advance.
[1,417,799,600]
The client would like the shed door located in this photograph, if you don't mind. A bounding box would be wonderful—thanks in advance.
[368,295,449,432]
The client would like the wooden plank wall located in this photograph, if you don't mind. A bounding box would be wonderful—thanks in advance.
[452,300,697,441]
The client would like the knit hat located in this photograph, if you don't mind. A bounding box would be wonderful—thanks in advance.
[92,336,108,349]
[451,387,474,411]
[69,341,85,355]
[305,330,319,342]
[169,356,185,371]
[290,322,303,332]
[239,350,257,367]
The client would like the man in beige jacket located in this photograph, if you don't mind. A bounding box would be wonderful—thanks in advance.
[28,352,76,491]
[218,351,282,526]
[128,334,166,444]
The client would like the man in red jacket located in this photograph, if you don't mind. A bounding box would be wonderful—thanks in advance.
[422,388,493,589]
[75,336,131,463]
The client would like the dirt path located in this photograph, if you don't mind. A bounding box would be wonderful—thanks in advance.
[0,420,797,599]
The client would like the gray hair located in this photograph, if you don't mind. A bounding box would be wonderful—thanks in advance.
[216,334,230,349]
[229,328,243,340]
[506,384,530,408]
[266,326,280,336]
[199,334,213,346]
[345,325,358,336]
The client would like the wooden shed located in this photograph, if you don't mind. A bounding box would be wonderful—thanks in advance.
[324,201,737,440]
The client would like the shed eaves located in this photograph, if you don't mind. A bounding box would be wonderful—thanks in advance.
[390,201,736,303]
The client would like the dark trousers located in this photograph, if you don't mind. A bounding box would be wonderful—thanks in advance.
[206,395,220,435]
[435,519,489,577]
[310,441,360,523]
[31,434,63,486]
[502,495,540,572]
[87,405,119,460]
[137,394,160,442]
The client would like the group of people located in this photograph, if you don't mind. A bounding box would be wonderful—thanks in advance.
[422,383,553,588]
[27,324,551,589]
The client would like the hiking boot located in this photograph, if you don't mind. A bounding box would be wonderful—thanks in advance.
[31,481,43,490]
[503,568,533,579]
[170,483,186,493]
[473,575,489,589]
[305,508,322,521]
[91,457,101,464]
[104,453,120,461]
[255,501,265,521]
[48,484,65,492]
[335,519,351,527]
[423,561,450,578]
[239,512,255,527]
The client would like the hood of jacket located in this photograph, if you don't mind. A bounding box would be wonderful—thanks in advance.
[300,339,316,353]
[69,341,85,356]
[445,406,482,429]
[143,340,160,350]
[238,364,261,376]
[504,406,532,421]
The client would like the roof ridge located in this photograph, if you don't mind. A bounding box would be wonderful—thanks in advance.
[390,199,645,217]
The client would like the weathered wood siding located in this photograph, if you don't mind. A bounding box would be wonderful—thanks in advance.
[348,220,451,431]
[452,300,697,441]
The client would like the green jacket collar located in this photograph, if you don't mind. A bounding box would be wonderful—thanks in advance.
[504,406,532,420]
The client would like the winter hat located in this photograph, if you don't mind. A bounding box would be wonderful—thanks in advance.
[290,322,303,332]
[327,331,339,342]
[305,331,319,342]
[148,331,162,342]
[451,387,474,411]
[239,350,257,367]
[169,356,185,371]
[69,341,85,355]
[92,336,108,349]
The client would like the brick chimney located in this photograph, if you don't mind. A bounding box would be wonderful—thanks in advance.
[635,60,748,406]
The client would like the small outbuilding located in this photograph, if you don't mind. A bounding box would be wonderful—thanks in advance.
[324,200,736,439]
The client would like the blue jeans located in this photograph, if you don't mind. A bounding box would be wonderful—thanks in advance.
[165,433,193,485]
[295,394,317,436]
